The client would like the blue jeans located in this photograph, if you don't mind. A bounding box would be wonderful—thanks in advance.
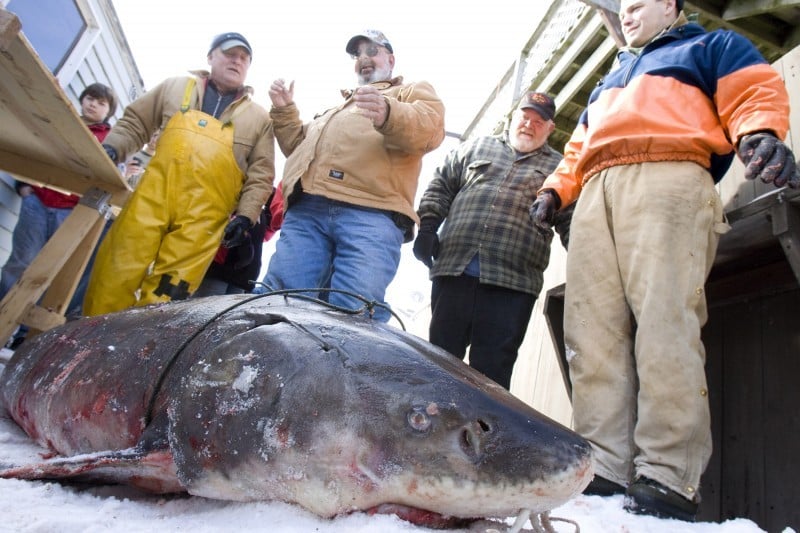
[261,194,404,322]
[0,194,73,297]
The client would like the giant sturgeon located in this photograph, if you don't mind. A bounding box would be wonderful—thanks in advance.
[0,294,592,529]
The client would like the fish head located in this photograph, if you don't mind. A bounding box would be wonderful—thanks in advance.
[165,299,592,525]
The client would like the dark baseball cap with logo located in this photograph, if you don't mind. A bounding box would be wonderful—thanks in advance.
[208,32,252,57]
[517,92,556,121]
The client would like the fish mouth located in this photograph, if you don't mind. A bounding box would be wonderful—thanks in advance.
[366,503,478,529]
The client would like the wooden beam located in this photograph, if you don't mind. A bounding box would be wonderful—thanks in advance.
[543,283,572,398]
[725,187,800,224]
[784,23,800,52]
[580,0,619,11]
[771,199,800,285]
[723,0,800,21]
[597,7,627,48]
[714,187,800,287]
[0,148,129,206]
[0,7,135,342]
[0,7,21,50]
[461,63,515,140]
[0,192,111,343]
[683,1,785,49]
[553,35,618,111]
[20,303,66,333]
[0,7,129,204]
[533,15,607,96]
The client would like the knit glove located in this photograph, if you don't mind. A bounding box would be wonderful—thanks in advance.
[737,132,799,188]
[222,215,253,249]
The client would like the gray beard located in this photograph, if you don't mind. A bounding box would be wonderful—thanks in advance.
[358,66,392,85]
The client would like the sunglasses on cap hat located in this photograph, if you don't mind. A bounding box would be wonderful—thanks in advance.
[349,43,388,60]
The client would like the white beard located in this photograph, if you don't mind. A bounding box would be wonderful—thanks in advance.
[358,65,392,85]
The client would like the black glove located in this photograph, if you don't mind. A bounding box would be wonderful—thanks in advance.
[529,189,561,230]
[102,144,118,163]
[260,195,273,229]
[222,215,253,249]
[552,201,575,250]
[232,241,255,270]
[737,132,798,188]
[413,217,440,269]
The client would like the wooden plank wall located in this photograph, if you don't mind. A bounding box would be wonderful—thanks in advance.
[511,243,572,426]
[699,262,800,529]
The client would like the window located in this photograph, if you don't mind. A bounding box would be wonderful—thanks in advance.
[5,0,99,83]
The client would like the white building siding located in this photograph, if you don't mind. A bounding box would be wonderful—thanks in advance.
[0,0,144,265]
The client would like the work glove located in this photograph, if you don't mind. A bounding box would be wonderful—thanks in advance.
[529,189,561,231]
[232,241,255,270]
[102,144,118,163]
[553,202,575,250]
[260,194,274,229]
[737,132,799,188]
[222,215,252,249]
[413,217,440,269]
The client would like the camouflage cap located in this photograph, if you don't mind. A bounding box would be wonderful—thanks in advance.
[346,29,393,55]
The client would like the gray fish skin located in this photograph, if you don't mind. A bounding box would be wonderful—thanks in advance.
[0,294,592,522]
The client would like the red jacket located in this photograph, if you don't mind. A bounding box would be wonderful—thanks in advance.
[32,121,111,208]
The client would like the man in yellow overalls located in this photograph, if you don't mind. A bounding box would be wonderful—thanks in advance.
[84,32,274,316]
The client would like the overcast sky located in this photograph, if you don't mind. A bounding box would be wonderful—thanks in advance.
[112,0,550,136]
[110,0,552,323]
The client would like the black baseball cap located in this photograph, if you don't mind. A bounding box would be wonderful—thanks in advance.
[209,32,252,57]
[517,92,556,121]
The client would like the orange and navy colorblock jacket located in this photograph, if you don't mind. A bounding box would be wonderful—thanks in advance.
[542,16,790,208]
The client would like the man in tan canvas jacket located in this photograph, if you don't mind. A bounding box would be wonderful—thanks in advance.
[261,29,445,322]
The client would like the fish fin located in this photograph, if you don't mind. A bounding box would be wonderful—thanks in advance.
[0,447,183,493]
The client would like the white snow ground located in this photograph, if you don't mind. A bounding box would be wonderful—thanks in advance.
[0,350,789,533]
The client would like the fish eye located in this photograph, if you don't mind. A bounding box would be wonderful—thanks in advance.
[407,407,432,432]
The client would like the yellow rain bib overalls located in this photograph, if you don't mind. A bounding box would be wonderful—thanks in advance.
[84,79,246,315]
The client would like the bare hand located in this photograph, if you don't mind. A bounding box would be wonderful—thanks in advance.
[125,160,142,179]
[269,79,295,108]
[353,86,388,128]
[17,184,33,197]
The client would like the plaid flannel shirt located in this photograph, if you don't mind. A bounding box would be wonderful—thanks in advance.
[417,133,562,295]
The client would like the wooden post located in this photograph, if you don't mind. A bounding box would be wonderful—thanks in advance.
[772,195,800,285]
[0,188,112,342]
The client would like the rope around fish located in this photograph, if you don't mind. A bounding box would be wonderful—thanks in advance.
[471,509,580,533]
[252,285,407,329]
